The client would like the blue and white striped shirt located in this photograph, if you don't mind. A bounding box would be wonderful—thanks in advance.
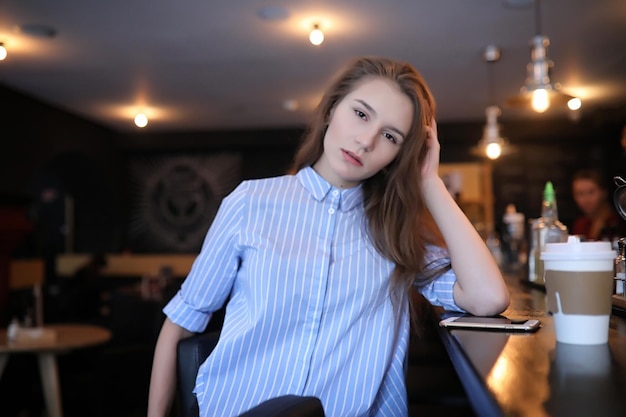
[164,166,461,417]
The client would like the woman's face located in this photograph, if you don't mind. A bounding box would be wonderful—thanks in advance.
[313,76,413,189]
[573,178,606,215]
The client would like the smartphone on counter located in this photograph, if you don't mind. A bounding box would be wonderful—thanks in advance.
[439,315,541,332]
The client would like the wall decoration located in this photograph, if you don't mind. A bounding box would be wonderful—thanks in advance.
[128,152,242,253]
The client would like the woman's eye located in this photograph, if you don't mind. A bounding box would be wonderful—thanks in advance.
[383,132,397,144]
[354,109,366,120]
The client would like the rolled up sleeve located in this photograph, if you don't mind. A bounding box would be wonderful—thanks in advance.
[164,292,213,333]
[416,245,465,312]
[163,182,247,332]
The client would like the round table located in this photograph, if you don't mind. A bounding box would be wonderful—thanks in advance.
[0,323,112,417]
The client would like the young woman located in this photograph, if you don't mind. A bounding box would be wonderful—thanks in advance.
[571,168,624,241]
[148,56,509,417]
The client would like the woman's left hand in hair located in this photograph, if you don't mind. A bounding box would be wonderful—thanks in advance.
[420,118,441,183]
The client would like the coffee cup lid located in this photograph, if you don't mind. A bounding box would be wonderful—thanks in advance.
[541,235,616,261]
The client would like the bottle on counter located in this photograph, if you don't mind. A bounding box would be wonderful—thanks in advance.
[502,203,526,270]
[615,238,626,297]
[528,181,568,285]
[7,317,20,341]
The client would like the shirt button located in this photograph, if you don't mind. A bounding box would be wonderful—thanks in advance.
[328,208,335,214]
[332,190,339,197]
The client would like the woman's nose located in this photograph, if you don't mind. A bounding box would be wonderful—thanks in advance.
[355,130,377,151]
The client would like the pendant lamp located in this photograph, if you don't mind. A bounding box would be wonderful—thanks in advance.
[473,45,513,160]
[505,0,580,113]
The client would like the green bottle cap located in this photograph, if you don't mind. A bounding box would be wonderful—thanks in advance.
[544,181,555,203]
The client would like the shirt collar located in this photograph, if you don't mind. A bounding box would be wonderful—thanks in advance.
[296,166,363,212]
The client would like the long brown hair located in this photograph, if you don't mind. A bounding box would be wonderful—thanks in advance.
[291,56,448,323]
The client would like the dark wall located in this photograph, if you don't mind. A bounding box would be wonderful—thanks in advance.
[2,82,625,256]
[119,128,303,180]
[0,83,304,256]
[0,84,126,264]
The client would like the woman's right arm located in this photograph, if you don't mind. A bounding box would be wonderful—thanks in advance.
[147,183,246,416]
[148,318,194,417]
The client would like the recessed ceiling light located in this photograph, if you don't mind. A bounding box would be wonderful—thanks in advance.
[283,99,299,111]
[257,6,290,21]
[17,24,57,39]
[134,113,148,128]
[309,24,324,46]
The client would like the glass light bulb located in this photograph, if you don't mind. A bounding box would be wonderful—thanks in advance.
[567,97,582,111]
[0,44,7,61]
[134,113,148,128]
[486,142,502,160]
[531,89,550,113]
[309,28,324,46]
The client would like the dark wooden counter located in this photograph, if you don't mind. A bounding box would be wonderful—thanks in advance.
[438,273,626,417]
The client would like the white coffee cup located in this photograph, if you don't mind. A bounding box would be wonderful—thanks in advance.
[541,236,616,345]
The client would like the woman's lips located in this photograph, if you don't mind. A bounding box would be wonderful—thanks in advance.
[342,149,363,167]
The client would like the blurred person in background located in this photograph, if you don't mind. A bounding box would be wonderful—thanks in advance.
[571,169,625,242]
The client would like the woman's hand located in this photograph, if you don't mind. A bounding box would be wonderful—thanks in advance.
[421,118,441,183]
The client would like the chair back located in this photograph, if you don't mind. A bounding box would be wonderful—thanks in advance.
[9,258,45,290]
[175,330,325,417]
[177,331,221,417]
[8,258,45,326]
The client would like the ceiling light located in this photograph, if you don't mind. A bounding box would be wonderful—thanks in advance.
[283,99,299,111]
[0,43,7,61]
[505,0,580,113]
[485,141,503,160]
[567,97,582,111]
[474,46,510,160]
[134,113,148,128]
[309,24,324,46]
[477,106,507,160]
